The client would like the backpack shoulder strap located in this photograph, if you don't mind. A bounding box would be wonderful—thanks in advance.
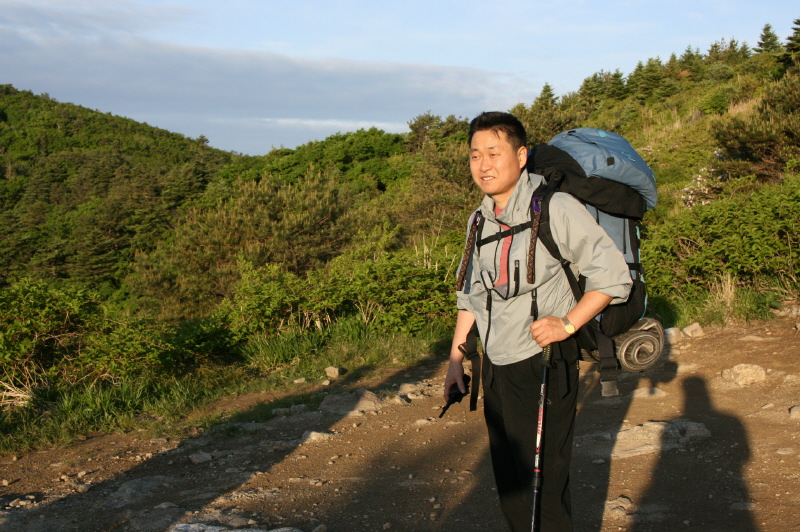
[455,210,484,291]
[537,191,583,303]
[537,189,622,396]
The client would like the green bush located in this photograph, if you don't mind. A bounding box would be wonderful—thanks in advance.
[0,279,164,389]
[643,173,800,299]
[700,89,731,115]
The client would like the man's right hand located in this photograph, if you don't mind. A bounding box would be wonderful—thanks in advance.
[443,358,466,401]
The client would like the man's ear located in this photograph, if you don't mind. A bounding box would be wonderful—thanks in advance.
[516,145,528,169]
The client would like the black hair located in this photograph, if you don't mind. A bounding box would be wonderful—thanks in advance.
[467,112,528,151]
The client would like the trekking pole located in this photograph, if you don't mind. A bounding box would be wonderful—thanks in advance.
[531,345,553,532]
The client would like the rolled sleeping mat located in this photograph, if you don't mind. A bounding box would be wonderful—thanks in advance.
[614,318,665,372]
[579,317,665,372]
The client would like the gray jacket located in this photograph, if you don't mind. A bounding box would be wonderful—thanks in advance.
[456,169,632,365]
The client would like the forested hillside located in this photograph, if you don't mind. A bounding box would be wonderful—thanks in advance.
[1,20,799,451]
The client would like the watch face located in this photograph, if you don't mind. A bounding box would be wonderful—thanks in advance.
[565,324,575,334]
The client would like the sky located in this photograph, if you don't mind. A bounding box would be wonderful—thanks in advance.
[2,1,797,155]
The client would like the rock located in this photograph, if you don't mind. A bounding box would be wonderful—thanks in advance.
[664,327,684,344]
[107,476,177,509]
[398,383,419,395]
[730,501,755,511]
[293,377,306,384]
[325,366,342,378]
[789,405,800,420]
[631,387,666,398]
[301,430,336,443]
[260,440,294,452]
[154,502,178,509]
[722,364,767,386]
[188,452,213,464]
[273,404,309,416]
[607,419,710,459]
[682,322,704,338]
[224,516,255,527]
[173,525,268,532]
[783,375,800,386]
[213,421,267,434]
[319,389,383,415]
[605,494,636,518]
[169,525,230,532]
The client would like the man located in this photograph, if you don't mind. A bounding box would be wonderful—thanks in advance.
[444,112,631,531]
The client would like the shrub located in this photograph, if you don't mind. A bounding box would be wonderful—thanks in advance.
[0,279,166,417]
[643,173,800,299]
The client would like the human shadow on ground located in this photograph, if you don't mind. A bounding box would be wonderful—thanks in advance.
[572,351,679,530]
[630,376,755,531]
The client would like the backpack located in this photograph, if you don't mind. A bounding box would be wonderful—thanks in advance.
[528,128,664,396]
[457,128,665,398]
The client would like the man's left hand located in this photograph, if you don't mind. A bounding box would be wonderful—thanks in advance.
[530,316,570,347]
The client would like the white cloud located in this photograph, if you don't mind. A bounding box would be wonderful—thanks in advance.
[4,0,797,154]
[2,12,527,153]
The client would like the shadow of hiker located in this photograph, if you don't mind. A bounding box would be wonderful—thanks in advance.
[572,352,679,531]
[630,376,756,531]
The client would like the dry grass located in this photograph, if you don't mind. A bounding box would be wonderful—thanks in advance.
[0,379,33,410]
[728,97,760,117]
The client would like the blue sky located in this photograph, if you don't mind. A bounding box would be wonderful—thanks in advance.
[2,0,797,155]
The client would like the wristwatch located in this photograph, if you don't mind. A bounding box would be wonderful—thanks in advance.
[561,317,576,335]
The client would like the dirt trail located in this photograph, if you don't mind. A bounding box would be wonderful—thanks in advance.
[1,307,799,532]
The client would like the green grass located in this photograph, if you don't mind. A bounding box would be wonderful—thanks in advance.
[0,317,452,454]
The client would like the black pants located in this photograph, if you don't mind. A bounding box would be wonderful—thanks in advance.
[483,348,579,532]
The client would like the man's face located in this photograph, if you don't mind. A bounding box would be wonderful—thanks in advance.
[469,129,527,209]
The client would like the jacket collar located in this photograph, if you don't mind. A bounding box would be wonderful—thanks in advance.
[480,169,545,225]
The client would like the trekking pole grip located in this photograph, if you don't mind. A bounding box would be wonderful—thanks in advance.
[541,345,553,367]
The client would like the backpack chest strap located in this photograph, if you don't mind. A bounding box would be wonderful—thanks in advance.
[476,220,532,247]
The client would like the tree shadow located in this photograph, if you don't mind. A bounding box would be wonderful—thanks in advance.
[0,341,507,532]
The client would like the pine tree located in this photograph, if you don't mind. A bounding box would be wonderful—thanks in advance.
[785,18,800,59]
[534,83,558,108]
[606,70,628,99]
[755,23,783,53]
[678,47,705,81]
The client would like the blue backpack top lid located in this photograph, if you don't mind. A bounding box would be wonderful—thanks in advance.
[547,128,658,211]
